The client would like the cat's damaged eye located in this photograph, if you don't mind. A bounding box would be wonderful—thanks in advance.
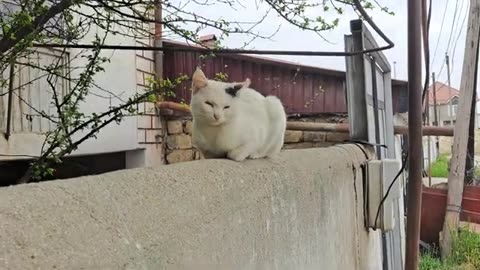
[224,106,230,109]
[205,101,214,107]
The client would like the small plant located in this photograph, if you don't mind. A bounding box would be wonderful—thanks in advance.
[213,72,228,82]
[419,227,480,270]
[145,74,189,102]
[419,252,443,270]
[429,154,450,178]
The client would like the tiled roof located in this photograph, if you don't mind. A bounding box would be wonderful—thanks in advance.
[427,82,460,105]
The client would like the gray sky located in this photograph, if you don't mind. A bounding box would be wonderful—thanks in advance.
[178,0,470,89]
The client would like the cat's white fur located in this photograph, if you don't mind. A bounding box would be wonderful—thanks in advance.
[190,68,286,162]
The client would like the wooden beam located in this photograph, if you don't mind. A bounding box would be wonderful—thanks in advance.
[440,0,480,259]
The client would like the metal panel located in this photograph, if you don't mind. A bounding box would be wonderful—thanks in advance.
[345,19,404,270]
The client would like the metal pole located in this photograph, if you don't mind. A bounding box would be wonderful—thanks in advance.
[432,72,439,153]
[394,61,397,79]
[5,62,14,140]
[405,0,423,268]
[446,53,452,120]
[427,85,432,187]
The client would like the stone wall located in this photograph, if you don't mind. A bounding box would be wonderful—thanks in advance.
[164,114,349,164]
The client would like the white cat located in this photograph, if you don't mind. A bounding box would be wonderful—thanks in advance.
[190,67,287,162]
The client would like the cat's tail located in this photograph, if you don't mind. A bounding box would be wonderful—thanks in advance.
[264,96,287,156]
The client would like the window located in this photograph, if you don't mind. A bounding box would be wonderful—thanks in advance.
[1,48,70,133]
[448,104,458,116]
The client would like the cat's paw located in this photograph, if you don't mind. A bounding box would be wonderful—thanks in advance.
[227,147,250,162]
[249,153,265,159]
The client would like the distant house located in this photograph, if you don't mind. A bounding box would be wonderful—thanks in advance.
[427,82,480,128]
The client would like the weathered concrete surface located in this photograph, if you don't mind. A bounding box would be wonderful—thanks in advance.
[0,146,382,270]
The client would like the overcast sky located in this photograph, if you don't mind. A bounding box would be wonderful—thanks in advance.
[176,0,470,89]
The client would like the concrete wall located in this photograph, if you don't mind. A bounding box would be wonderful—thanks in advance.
[0,146,383,270]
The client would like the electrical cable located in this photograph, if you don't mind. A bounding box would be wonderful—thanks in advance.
[31,1,394,57]
[436,0,462,80]
[430,0,449,67]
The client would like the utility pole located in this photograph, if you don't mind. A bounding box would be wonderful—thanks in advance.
[466,37,480,184]
[393,61,397,79]
[440,0,480,259]
[432,72,439,153]
[446,53,452,120]
[405,0,423,269]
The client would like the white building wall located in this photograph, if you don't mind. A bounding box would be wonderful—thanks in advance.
[0,5,164,167]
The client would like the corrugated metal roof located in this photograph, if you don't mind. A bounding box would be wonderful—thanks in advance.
[162,39,408,115]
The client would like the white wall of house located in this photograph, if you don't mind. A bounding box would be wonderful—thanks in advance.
[0,5,162,167]
[68,25,139,156]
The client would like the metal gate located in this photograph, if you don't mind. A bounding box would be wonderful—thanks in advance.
[345,19,404,270]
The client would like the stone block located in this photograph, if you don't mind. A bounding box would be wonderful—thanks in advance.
[184,121,193,134]
[167,120,183,134]
[152,116,162,129]
[146,129,162,143]
[144,102,157,115]
[137,115,152,129]
[137,129,146,143]
[304,131,326,142]
[166,134,192,150]
[282,142,334,149]
[166,150,194,164]
[143,50,154,60]
[136,56,153,73]
[326,132,350,143]
[284,130,303,143]
[136,70,144,86]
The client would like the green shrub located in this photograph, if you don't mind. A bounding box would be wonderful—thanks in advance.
[419,227,480,270]
[429,155,449,178]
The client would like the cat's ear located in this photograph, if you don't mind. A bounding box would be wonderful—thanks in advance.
[242,78,251,88]
[192,67,208,93]
[225,78,251,97]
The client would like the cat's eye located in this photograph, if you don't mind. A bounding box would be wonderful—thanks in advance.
[224,106,230,109]
[205,101,214,107]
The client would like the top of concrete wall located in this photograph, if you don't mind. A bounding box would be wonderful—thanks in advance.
[0,146,381,270]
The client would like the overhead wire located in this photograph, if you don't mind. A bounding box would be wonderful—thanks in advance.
[436,0,462,80]
[450,0,469,74]
[31,1,394,57]
[430,0,449,67]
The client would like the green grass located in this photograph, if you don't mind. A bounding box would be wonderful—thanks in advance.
[419,227,480,270]
[429,154,450,178]
[419,253,443,270]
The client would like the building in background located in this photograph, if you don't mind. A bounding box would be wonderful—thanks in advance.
[427,81,480,128]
